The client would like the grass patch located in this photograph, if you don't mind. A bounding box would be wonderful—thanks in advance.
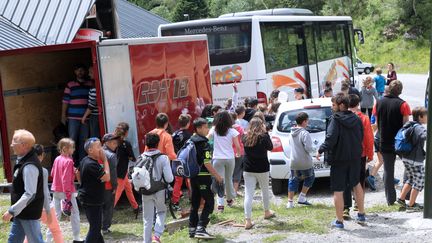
[263,234,288,243]
[367,204,401,213]
[0,192,410,242]
[357,37,430,74]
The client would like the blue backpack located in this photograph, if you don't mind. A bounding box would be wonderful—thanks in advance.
[172,139,200,178]
[394,124,417,155]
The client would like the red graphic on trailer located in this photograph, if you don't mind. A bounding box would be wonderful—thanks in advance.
[129,41,212,151]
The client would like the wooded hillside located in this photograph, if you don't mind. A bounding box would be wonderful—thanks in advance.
[129,0,431,73]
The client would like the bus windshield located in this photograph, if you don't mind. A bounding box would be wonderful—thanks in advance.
[161,22,252,66]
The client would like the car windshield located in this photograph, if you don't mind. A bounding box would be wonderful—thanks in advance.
[277,107,332,133]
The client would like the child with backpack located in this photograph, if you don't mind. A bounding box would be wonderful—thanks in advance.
[51,138,81,242]
[287,112,315,208]
[139,133,174,243]
[171,114,192,210]
[184,118,223,239]
[397,107,427,212]
[146,113,176,161]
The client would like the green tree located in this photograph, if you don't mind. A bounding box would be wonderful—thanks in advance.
[127,0,161,10]
[172,0,209,22]
[151,5,172,21]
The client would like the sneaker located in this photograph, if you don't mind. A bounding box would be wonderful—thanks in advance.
[195,227,216,239]
[102,229,112,235]
[286,201,294,209]
[366,176,376,191]
[189,227,196,238]
[343,208,350,220]
[152,235,161,243]
[227,199,234,207]
[397,198,407,208]
[406,203,423,213]
[217,205,224,213]
[356,213,366,225]
[172,203,181,211]
[353,202,359,211]
[298,200,312,206]
[331,219,344,229]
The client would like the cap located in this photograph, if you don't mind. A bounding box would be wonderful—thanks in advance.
[294,87,305,93]
[102,133,119,143]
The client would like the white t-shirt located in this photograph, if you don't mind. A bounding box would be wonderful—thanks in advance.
[209,127,239,159]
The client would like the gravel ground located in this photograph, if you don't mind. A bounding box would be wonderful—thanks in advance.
[209,157,430,243]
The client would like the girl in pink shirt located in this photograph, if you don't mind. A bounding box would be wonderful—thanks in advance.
[51,138,81,242]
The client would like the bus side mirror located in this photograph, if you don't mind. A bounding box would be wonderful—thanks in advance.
[354,28,364,45]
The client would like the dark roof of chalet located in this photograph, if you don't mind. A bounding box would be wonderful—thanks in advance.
[117,0,169,38]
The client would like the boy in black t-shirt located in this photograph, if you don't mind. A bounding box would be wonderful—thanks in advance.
[171,114,192,210]
[78,138,111,243]
[189,118,223,239]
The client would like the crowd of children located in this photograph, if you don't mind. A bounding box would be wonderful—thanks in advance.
[4,62,428,243]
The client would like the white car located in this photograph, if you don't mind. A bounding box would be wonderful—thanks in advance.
[356,57,374,74]
[268,98,333,195]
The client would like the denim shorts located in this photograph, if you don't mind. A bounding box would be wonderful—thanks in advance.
[288,168,315,192]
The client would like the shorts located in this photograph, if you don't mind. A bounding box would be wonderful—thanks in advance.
[359,157,367,189]
[288,168,315,192]
[402,160,425,191]
[233,156,244,183]
[330,161,361,192]
[374,135,381,153]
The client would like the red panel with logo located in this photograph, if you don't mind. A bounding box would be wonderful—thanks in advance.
[129,40,212,151]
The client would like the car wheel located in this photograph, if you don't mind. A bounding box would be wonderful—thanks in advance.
[271,178,285,195]
[364,67,371,74]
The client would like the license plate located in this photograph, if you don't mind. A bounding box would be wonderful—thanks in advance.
[313,162,328,170]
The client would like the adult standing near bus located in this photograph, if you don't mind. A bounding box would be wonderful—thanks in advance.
[373,80,410,205]
[3,130,44,243]
[386,62,397,85]
[62,64,94,164]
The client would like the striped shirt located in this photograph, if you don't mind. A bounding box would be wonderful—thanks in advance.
[63,80,94,119]
[87,88,99,115]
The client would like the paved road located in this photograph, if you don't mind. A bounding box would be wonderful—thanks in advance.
[360,73,429,108]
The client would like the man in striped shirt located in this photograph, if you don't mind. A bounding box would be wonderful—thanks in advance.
[82,88,100,138]
[82,66,100,138]
[61,64,94,164]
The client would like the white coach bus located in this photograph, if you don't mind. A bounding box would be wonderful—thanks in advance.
[159,8,364,104]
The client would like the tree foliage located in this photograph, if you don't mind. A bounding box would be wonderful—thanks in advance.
[171,0,209,22]
[127,0,431,38]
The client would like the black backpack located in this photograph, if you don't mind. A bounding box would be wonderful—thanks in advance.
[133,153,167,195]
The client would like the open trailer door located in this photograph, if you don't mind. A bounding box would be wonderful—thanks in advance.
[0,41,104,182]
[98,35,212,153]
